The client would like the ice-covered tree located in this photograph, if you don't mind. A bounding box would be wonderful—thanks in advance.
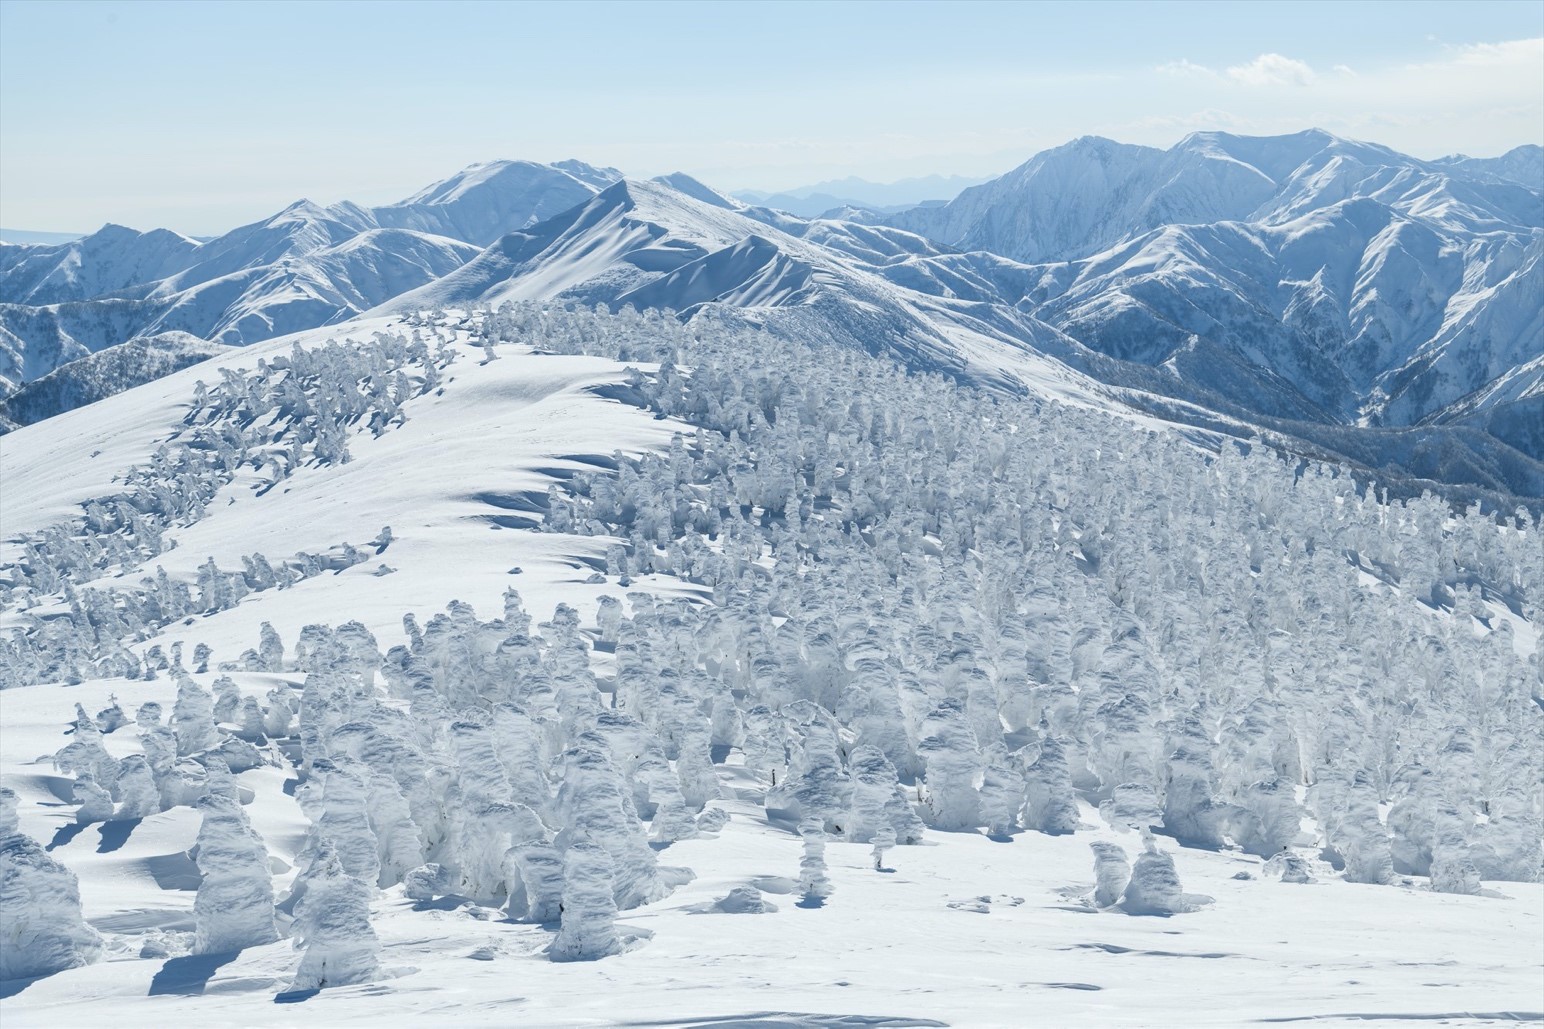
[192,793,279,954]
[1089,841,1130,909]
[114,755,162,820]
[1120,840,1190,915]
[289,838,380,990]
[917,699,981,831]
[797,816,834,903]
[550,837,623,961]
[1021,733,1081,835]
[0,788,102,981]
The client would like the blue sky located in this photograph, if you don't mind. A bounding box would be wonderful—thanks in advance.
[2,0,1540,235]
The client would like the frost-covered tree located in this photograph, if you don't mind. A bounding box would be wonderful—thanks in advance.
[870,825,896,871]
[1331,770,1395,885]
[505,840,564,923]
[979,754,1025,837]
[1089,841,1130,909]
[1021,733,1081,835]
[1230,777,1303,858]
[847,745,924,846]
[917,699,981,831]
[1099,782,1164,836]
[290,838,380,991]
[258,623,285,673]
[192,793,279,954]
[53,705,118,788]
[797,816,834,903]
[554,735,669,909]
[172,673,217,753]
[1120,840,1190,915]
[72,776,114,824]
[0,788,102,981]
[301,759,381,888]
[550,838,623,961]
[1161,716,1230,848]
[212,676,242,724]
[114,755,162,820]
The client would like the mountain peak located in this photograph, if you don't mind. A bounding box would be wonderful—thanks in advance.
[649,173,738,209]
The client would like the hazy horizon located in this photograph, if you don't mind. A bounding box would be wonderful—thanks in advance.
[2,0,1540,236]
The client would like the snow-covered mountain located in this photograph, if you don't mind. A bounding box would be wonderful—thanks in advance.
[0,160,621,393]
[1434,144,1544,189]
[734,173,986,217]
[887,130,1541,263]
[366,170,1539,503]
[1,134,1538,505]
[880,129,1542,449]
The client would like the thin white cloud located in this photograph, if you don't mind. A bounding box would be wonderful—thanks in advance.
[1225,53,1317,87]
[1156,58,1215,78]
[1157,53,1318,88]
[1434,36,1542,69]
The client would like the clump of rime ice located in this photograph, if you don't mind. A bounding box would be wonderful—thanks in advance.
[0,787,102,981]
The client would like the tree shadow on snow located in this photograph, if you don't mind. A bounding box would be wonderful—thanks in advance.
[97,818,143,853]
[274,987,321,1004]
[0,973,51,1000]
[47,821,88,851]
[148,951,240,996]
[794,896,827,910]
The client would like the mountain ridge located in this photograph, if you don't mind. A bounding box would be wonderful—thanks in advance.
[1,131,1538,503]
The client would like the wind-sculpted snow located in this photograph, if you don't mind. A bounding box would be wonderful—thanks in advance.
[0,306,1539,1023]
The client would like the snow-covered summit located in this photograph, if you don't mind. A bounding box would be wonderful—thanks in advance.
[378,158,623,245]
[888,128,1542,263]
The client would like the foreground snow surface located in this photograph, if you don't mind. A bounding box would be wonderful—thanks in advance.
[2,677,1540,1028]
[2,320,1540,1028]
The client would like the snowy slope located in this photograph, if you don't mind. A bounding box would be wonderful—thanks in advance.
[0,303,1539,1025]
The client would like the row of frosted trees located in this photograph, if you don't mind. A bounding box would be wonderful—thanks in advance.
[0,321,455,688]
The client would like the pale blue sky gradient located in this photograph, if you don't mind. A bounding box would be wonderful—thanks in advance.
[2,0,1540,235]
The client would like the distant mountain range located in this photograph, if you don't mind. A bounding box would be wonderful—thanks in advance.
[732,173,988,218]
[2,132,1539,503]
